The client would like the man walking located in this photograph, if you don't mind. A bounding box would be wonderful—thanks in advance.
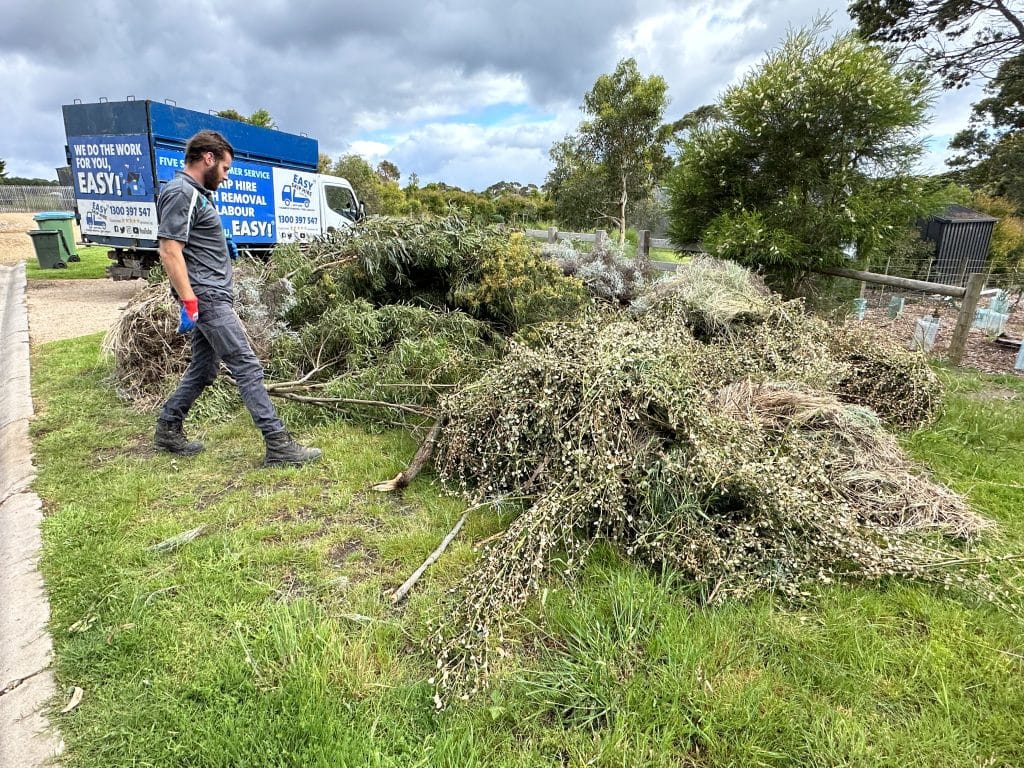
[154,129,320,467]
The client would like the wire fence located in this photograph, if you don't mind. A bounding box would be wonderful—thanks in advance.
[853,252,1021,318]
[831,257,1022,373]
[0,186,76,213]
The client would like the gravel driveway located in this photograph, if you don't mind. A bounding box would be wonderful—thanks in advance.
[1,213,145,344]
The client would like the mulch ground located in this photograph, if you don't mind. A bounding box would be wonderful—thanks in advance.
[858,288,1023,377]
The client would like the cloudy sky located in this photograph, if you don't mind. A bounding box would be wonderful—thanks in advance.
[1,0,981,190]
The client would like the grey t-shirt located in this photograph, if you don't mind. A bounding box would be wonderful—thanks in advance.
[157,171,233,301]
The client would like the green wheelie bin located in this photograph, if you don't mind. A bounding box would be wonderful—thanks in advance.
[32,211,80,262]
[26,230,69,269]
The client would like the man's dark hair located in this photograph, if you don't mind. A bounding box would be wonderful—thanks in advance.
[184,130,234,164]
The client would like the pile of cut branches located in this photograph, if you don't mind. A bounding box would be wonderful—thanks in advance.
[543,235,656,304]
[102,262,295,408]
[424,258,991,700]
[103,215,589,419]
[102,222,1006,706]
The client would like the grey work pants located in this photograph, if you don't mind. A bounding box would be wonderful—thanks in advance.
[159,299,284,436]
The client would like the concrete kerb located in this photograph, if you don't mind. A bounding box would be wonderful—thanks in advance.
[0,263,64,766]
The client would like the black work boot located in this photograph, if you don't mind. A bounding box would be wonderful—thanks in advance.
[263,430,322,467]
[154,418,204,456]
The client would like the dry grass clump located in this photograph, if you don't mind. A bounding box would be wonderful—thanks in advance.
[633,256,772,336]
[102,286,188,407]
[633,262,941,427]
[102,263,293,409]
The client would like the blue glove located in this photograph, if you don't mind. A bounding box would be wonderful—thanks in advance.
[177,297,199,333]
[225,230,239,261]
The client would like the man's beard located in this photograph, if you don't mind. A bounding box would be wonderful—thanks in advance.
[203,166,222,190]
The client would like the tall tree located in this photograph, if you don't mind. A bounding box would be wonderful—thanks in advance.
[581,58,670,244]
[948,53,1024,210]
[246,108,276,129]
[216,108,246,122]
[667,27,936,282]
[849,0,1024,88]
[376,160,400,184]
[0,158,6,180]
[546,58,670,243]
[543,136,605,230]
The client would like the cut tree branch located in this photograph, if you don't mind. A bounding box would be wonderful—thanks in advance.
[372,416,448,492]
[391,510,468,605]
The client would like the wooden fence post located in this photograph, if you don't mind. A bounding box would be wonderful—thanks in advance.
[638,230,651,260]
[948,272,985,366]
[547,226,558,243]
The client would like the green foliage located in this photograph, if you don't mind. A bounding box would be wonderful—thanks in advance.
[491,190,552,226]
[850,0,1024,89]
[971,192,1024,287]
[326,154,388,214]
[949,54,1024,212]
[543,236,655,304]
[483,180,541,198]
[430,262,986,698]
[216,107,276,128]
[0,157,5,179]
[0,175,58,186]
[274,299,505,419]
[261,216,587,417]
[246,108,275,129]
[453,233,589,329]
[852,0,1024,211]
[376,160,400,183]
[545,136,605,230]
[546,59,671,241]
[700,208,803,270]
[667,27,937,282]
[320,156,543,220]
[283,216,587,330]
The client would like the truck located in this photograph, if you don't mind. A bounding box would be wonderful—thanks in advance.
[62,99,364,279]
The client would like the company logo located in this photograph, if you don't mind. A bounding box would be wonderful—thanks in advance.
[85,205,108,230]
[281,174,314,208]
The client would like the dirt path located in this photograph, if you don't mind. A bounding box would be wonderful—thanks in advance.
[1,212,145,344]
[0,213,40,267]
[25,279,144,345]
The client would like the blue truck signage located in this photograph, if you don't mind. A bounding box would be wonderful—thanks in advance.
[63,100,361,278]
[154,149,282,240]
[68,133,158,239]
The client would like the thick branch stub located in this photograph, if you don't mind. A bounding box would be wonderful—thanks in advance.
[372,416,448,492]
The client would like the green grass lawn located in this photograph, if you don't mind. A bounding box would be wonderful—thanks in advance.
[26,245,110,279]
[648,245,690,264]
[33,336,1024,767]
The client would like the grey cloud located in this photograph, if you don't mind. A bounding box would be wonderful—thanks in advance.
[225,0,645,105]
[0,0,973,185]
